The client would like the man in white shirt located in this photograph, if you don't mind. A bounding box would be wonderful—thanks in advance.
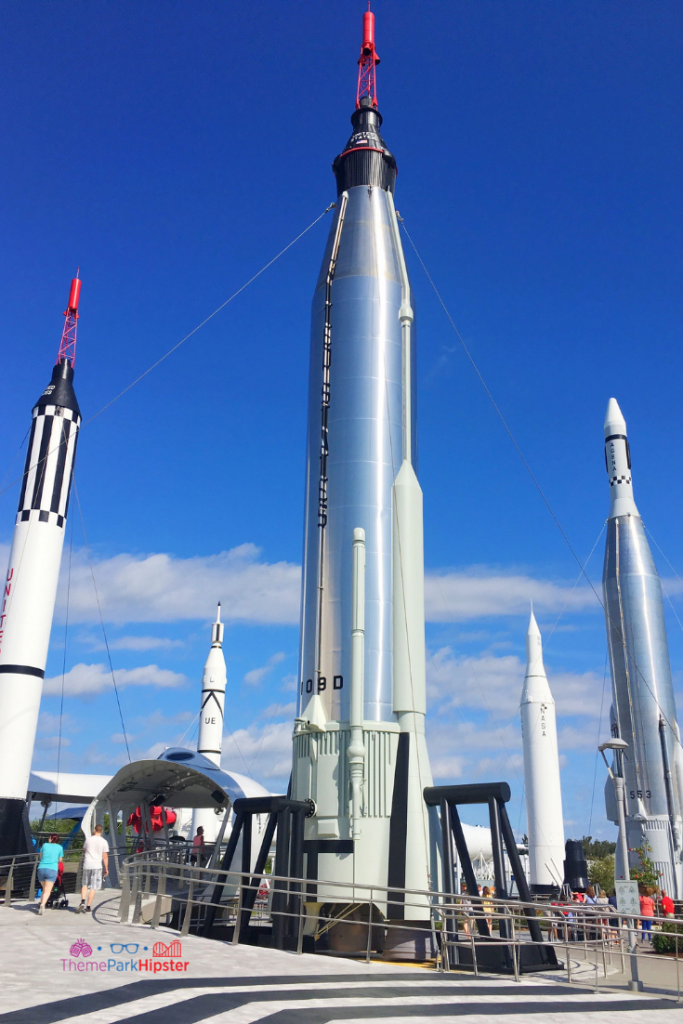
[79,824,109,914]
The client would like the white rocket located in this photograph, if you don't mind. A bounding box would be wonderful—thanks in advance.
[192,604,227,841]
[520,608,565,891]
[0,277,82,857]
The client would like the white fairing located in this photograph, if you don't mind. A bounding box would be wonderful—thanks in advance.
[0,384,80,802]
[193,607,227,841]
[520,610,565,887]
[604,398,639,519]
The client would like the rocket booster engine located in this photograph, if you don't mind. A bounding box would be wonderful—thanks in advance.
[292,9,437,917]
[0,278,82,855]
[602,398,683,895]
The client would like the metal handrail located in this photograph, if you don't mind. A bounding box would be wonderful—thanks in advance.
[114,850,683,1000]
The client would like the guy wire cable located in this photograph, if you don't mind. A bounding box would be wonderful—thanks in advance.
[587,652,609,838]
[399,214,683,752]
[0,204,335,505]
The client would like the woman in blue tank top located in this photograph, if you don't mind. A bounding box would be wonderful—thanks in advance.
[37,833,64,915]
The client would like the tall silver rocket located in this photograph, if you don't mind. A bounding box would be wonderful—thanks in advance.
[292,8,437,919]
[0,278,82,856]
[602,398,683,895]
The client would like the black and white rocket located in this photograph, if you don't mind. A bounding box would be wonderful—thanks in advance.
[602,398,683,895]
[0,277,82,855]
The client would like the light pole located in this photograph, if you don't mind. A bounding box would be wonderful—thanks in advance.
[599,739,630,881]
[599,738,642,992]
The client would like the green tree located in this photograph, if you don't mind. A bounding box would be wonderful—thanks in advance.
[581,835,617,859]
[629,843,661,890]
[588,854,615,895]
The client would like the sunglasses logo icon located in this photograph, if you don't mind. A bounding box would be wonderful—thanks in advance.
[110,943,140,954]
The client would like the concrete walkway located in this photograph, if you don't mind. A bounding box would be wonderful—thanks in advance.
[0,893,681,1023]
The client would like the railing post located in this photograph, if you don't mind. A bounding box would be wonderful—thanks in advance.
[119,860,131,923]
[365,890,373,964]
[296,889,305,955]
[231,877,243,946]
[511,911,519,983]
[180,870,195,937]
[469,924,478,976]
[28,856,38,901]
[151,863,166,929]
[4,859,15,907]
[132,866,143,925]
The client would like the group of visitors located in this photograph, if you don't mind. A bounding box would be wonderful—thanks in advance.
[35,824,109,915]
[454,878,678,945]
[458,884,496,934]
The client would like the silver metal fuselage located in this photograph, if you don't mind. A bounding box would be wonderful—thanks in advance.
[293,179,436,911]
[299,185,416,722]
[603,516,682,887]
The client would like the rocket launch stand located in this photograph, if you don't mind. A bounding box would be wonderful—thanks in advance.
[425,782,559,974]
[201,794,314,950]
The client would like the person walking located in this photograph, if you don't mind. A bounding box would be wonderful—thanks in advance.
[661,890,675,918]
[190,826,205,867]
[36,833,64,915]
[78,824,109,914]
[639,886,655,942]
[482,886,494,933]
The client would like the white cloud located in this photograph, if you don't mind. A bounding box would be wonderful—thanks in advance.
[33,735,71,751]
[37,711,77,733]
[427,647,604,718]
[82,634,185,652]
[43,662,186,696]
[424,570,599,622]
[222,719,292,781]
[46,538,644,629]
[426,719,523,783]
[54,544,300,626]
[243,652,286,686]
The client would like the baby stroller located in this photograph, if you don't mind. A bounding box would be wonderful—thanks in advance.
[45,863,69,910]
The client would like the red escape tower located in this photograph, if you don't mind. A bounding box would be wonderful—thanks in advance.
[356,4,380,109]
[57,273,81,367]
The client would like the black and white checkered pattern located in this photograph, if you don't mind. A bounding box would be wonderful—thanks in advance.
[609,475,632,486]
[16,404,80,529]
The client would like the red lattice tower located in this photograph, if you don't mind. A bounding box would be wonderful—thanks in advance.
[356,5,380,109]
[57,274,81,367]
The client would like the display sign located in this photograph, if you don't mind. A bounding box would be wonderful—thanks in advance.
[614,880,639,915]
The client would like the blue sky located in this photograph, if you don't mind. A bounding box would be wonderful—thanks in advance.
[2,0,683,837]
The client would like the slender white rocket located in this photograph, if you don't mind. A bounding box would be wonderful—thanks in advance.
[348,528,366,841]
[0,278,82,855]
[197,603,226,766]
[193,604,228,842]
[604,398,639,519]
[520,607,565,890]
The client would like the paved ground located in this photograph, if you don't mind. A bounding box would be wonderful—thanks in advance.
[0,893,681,1023]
